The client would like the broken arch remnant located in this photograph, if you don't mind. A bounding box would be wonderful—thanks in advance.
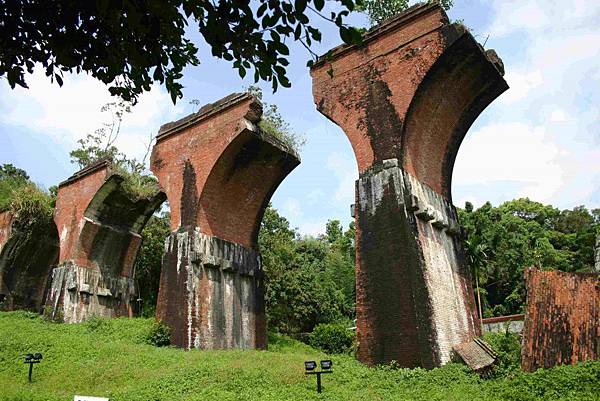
[46,159,166,322]
[151,92,300,350]
[311,3,508,367]
[0,210,59,312]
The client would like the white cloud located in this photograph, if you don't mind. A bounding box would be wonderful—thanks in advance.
[306,189,325,205]
[326,151,357,205]
[488,0,599,38]
[0,69,182,164]
[549,109,568,123]
[282,197,303,219]
[500,70,543,104]
[452,0,600,210]
[454,123,563,202]
[298,220,327,237]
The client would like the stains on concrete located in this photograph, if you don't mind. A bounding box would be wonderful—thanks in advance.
[157,228,265,350]
[46,262,135,322]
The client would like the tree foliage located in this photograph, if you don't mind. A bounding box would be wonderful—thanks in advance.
[69,101,160,200]
[259,205,355,335]
[459,198,599,317]
[134,212,171,317]
[358,0,453,26]
[1,0,365,103]
[246,86,306,152]
[0,163,54,229]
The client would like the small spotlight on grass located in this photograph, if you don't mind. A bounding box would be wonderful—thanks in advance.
[24,352,42,382]
[304,361,317,371]
[304,359,333,393]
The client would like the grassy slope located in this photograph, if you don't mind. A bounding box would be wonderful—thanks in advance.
[0,312,598,401]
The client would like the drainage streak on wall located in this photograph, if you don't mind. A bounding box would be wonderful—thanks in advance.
[521,268,599,372]
[151,92,299,350]
[311,2,508,367]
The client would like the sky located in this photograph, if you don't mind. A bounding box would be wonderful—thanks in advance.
[1,0,599,236]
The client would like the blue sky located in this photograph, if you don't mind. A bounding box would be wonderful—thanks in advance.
[1,0,599,235]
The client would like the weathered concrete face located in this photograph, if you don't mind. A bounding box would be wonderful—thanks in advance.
[151,92,299,350]
[0,211,59,311]
[47,159,166,322]
[521,268,600,372]
[311,3,507,367]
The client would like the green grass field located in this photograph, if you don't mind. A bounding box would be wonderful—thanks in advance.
[0,311,598,401]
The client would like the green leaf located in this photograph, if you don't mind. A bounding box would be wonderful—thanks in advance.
[257,3,268,17]
[314,0,325,11]
[295,0,307,13]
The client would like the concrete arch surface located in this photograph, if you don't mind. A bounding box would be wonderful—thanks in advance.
[150,92,300,350]
[310,3,508,367]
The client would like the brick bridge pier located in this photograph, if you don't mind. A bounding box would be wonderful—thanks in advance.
[310,3,508,367]
[150,93,300,349]
[46,159,166,322]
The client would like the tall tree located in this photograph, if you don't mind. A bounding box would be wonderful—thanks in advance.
[1,0,365,103]
[358,0,453,26]
[459,198,599,317]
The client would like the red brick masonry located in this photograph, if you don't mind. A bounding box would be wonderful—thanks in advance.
[521,268,599,372]
[151,93,299,349]
[47,159,165,322]
[311,3,507,367]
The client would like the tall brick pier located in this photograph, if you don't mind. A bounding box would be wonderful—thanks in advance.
[46,159,166,322]
[150,93,300,349]
[311,3,508,367]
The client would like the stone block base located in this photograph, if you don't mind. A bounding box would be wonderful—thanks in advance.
[355,159,479,367]
[156,228,266,350]
[45,263,135,323]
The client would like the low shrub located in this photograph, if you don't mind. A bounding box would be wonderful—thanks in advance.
[483,331,522,377]
[145,319,171,347]
[309,323,355,354]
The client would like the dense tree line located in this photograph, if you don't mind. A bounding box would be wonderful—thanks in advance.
[3,161,598,329]
[460,198,599,317]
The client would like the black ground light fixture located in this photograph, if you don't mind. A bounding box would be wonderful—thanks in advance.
[24,353,42,382]
[304,359,333,393]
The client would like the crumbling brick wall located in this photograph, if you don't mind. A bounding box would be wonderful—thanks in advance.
[0,210,59,312]
[46,159,165,322]
[311,3,507,367]
[151,92,299,350]
[521,268,599,372]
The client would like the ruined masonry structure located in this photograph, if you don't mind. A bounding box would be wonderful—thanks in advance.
[311,3,508,367]
[0,210,59,311]
[521,268,599,372]
[46,159,166,322]
[150,93,300,350]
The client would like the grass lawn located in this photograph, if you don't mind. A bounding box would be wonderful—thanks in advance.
[0,311,598,401]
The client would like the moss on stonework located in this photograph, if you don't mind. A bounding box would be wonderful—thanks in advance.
[111,164,162,201]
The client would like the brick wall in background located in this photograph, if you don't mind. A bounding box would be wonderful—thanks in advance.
[521,268,599,372]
